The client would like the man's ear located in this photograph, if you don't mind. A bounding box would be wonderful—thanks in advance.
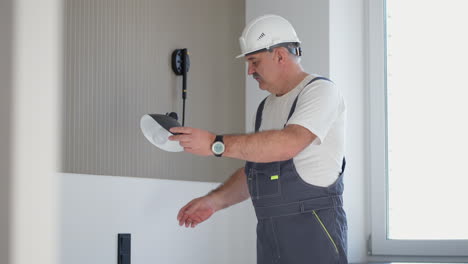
[276,48,288,64]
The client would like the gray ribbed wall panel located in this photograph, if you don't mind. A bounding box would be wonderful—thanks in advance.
[63,0,245,182]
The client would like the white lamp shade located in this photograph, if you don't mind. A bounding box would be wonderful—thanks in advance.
[140,114,183,152]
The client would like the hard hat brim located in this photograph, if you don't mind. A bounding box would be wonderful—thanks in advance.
[235,47,271,59]
[235,53,246,59]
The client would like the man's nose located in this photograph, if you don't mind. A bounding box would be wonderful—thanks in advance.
[247,65,255,75]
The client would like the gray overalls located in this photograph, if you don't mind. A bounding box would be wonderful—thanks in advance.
[245,77,348,264]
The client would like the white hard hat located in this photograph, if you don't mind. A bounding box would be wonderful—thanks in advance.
[236,14,301,58]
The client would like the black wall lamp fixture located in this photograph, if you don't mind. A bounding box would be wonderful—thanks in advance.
[140,48,190,152]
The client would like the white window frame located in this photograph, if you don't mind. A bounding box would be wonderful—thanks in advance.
[368,0,468,256]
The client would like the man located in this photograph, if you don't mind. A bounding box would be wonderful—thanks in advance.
[169,14,348,264]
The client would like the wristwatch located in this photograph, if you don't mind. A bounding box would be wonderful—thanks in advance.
[211,135,225,157]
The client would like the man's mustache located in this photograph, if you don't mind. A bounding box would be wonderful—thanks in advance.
[252,73,262,80]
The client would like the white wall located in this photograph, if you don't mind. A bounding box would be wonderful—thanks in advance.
[245,0,368,262]
[60,173,257,264]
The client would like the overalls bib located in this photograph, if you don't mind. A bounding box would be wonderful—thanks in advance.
[245,77,348,264]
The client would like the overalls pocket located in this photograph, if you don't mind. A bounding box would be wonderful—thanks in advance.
[312,210,340,256]
[269,212,343,263]
[250,162,281,200]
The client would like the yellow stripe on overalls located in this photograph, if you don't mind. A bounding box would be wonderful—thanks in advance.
[312,210,339,254]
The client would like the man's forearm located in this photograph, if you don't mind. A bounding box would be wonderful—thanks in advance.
[208,167,250,211]
[223,130,291,162]
[168,124,315,161]
[223,125,315,162]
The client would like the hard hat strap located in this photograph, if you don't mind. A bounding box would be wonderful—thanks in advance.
[294,46,302,56]
[269,42,302,57]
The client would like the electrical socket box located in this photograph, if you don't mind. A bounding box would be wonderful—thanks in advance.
[118,233,131,264]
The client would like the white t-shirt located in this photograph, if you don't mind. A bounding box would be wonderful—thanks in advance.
[257,74,346,187]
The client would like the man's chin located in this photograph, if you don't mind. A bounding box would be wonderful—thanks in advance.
[257,81,266,90]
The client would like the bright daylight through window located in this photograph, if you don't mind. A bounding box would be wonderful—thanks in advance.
[386,0,468,240]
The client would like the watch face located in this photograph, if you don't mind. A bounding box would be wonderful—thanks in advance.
[212,141,225,155]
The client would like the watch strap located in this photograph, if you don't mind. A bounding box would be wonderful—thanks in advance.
[214,135,224,143]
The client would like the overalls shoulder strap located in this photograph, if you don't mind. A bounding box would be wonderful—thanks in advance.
[254,76,333,132]
[254,97,267,132]
[282,76,347,173]
[286,76,333,121]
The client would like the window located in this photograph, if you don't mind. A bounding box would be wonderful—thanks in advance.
[369,0,468,256]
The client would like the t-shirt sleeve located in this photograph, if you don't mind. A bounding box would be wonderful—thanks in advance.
[248,112,256,133]
[286,80,343,144]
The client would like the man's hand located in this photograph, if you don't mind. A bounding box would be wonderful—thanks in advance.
[168,127,216,156]
[177,195,219,228]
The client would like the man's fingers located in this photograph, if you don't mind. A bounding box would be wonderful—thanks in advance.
[177,211,185,222]
[184,206,197,216]
[177,202,192,221]
[177,198,207,228]
[179,142,190,148]
[180,214,190,226]
[169,134,192,142]
[184,147,193,153]
[179,203,199,226]
[170,127,193,134]
[185,217,195,228]
[177,206,186,221]
[178,202,196,225]
[192,215,202,223]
